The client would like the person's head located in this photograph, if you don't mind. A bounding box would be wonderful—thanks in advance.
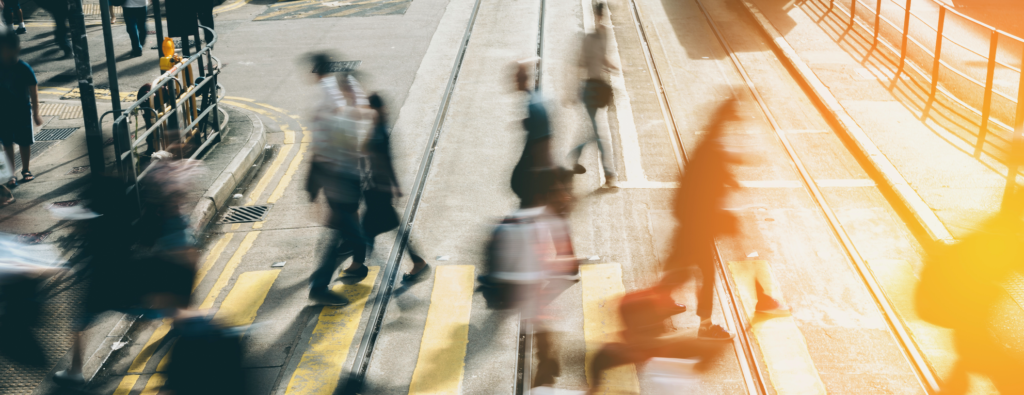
[514,62,531,92]
[0,30,21,65]
[594,2,606,23]
[368,93,384,110]
[308,52,334,80]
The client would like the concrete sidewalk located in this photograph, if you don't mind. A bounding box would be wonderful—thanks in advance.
[0,99,265,395]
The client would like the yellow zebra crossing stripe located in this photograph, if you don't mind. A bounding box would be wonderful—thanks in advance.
[580,263,640,394]
[407,265,475,394]
[285,267,380,395]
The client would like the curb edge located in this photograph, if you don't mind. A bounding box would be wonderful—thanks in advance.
[740,0,955,245]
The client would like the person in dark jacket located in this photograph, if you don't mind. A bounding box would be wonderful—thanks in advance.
[510,60,554,208]
[364,93,429,282]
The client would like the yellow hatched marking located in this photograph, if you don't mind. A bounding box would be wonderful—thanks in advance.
[269,143,308,204]
[194,233,234,291]
[127,319,173,373]
[139,374,166,395]
[729,260,825,395]
[285,267,379,395]
[200,231,261,309]
[580,263,640,394]
[213,270,280,327]
[112,374,139,395]
[407,265,475,394]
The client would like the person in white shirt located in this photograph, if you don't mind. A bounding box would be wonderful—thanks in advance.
[122,0,148,57]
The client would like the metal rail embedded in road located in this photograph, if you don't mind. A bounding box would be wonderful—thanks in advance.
[687,0,942,392]
[624,0,769,394]
[341,0,488,391]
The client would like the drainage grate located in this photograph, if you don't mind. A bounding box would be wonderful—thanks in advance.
[12,141,56,171]
[218,205,272,224]
[67,166,90,175]
[35,127,80,141]
[316,60,361,73]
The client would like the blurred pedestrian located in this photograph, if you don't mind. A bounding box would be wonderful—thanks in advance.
[654,99,742,340]
[917,207,1024,394]
[364,93,429,282]
[0,249,61,368]
[33,0,73,58]
[122,0,148,57]
[305,53,370,305]
[2,0,25,34]
[0,31,40,189]
[511,60,554,207]
[569,1,617,188]
[159,309,247,395]
[54,176,139,386]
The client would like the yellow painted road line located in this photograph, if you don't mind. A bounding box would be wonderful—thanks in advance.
[225,96,255,102]
[580,263,640,394]
[268,143,308,204]
[285,267,380,395]
[138,374,166,395]
[112,374,139,395]
[246,142,294,205]
[407,265,475,394]
[200,231,262,309]
[729,260,826,395]
[127,319,173,373]
[194,233,235,291]
[213,270,281,327]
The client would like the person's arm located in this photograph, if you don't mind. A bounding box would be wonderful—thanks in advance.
[29,85,42,127]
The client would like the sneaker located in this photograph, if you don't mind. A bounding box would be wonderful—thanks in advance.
[309,290,349,306]
[53,370,85,386]
[15,27,26,35]
[129,49,143,58]
[755,295,791,316]
[697,323,735,340]
[62,49,74,59]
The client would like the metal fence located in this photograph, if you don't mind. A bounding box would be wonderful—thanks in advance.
[821,0,1024,205]
[110,26,224,203]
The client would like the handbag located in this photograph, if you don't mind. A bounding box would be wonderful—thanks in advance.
[584,78,613,108]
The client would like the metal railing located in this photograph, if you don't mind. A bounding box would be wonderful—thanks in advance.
[821,0,1024,206]
[110,25,224,203]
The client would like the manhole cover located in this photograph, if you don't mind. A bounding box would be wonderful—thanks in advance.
[19,232,51,244]
[218,205,272,224]
[67,166,90,175]
[36,127,80,141]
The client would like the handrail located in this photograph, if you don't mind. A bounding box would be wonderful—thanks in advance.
[820,0,1024,207]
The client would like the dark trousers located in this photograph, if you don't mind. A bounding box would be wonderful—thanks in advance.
[310,202,367,292]
[51,8,71,51]
[661,241,716,321]
[123,6,147,52]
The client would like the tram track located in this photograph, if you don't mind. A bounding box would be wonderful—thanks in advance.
[625,0,943,392]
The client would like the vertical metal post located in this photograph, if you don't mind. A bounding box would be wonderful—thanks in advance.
[68,0,106,175]
[152,0,165,63]
[898,0,912,75]
[850,0,857,28]
[1000,49,1024,209]
[874,0,882,44]
[98,0,122,117]
[929,7,945,96]
[976,30,999,157]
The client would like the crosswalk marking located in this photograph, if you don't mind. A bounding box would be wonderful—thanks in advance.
[407,265,476,394]
[285,267,379,395]
[112,374,139,395]
[728,260,826,395]
[138,374,166,395]
[580,263,640,394]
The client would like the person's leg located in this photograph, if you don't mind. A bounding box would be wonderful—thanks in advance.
[330,199,367,273]
[310,229,346,294]
[3,143,16,185]
[695,262,715,322]
[18,144,30,175]
[590,104,616,178]
[123,8,142,53]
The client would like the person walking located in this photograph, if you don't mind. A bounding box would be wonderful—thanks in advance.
[511,60,554,207]
[363,93,430,282]
[569,1,618,188]
[35,0,73,58]
[2,0,26,34]
[0,30,41,189]
[122,0,148,57]
[305,53,371,305]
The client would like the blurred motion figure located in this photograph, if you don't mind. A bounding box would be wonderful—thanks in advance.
[569,1,617,188]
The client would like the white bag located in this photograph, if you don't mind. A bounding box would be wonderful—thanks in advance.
[0,149,12,181]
